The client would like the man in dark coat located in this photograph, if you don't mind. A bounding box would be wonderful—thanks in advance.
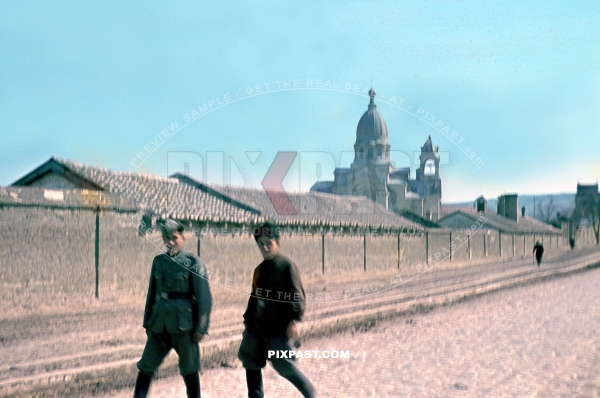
[133,219,212,398]
[238,222,315,398]
[533,241,544,267]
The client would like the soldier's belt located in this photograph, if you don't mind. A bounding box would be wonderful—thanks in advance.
[158,291,193,300]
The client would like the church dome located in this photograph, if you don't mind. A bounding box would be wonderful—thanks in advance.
[356,89,388,142]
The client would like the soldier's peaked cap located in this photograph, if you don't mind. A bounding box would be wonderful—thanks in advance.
[160,218,184,235]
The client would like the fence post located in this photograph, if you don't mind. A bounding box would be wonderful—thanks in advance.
[483,232,487,258]
[425,231,429,265]
[449,232,452,261]
[363,234,367,272]
[322,234,325,274]
[197,226,201,257]
[95,207,100,299]
[468,231,472,260]
[397,233,401,269]
[499,231,502,258]
[512,233,515,258]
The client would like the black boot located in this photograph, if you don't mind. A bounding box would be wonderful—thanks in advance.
[133,372,152,398]
[183,372,201,398]
[245,368,263,398]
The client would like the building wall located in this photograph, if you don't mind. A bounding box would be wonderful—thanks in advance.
[489,231,502,258]
[451,230,472,262]
[423,194,441,221]
[0,207,156,298]
[399,233,427,265]
[428,232,451,263]
[469,228,487,259]
[28,173,80,189]
[500,232,515,258]
[1,206,588,307]
[524,234,536,255]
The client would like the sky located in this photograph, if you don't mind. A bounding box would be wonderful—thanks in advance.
[1,1,599,203]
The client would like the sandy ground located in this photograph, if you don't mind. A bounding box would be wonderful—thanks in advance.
[105,266,600,398]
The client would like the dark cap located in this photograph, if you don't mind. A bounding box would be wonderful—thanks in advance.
[253,221,280,242]
[159,218,184,236]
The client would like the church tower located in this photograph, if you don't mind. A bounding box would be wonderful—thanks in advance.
[347,89,392,206]
[416,136,442,220]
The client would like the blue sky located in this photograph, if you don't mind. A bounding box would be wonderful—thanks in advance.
[1,1,599,202]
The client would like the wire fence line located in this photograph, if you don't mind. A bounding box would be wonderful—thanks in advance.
[1,206,590,302]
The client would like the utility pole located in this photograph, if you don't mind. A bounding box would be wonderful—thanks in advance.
[322,234,325,274]
[95,207,100,299]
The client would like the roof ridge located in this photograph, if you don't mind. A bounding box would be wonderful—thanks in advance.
[53,157,176,183]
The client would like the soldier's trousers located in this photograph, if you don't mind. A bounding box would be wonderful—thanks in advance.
[238,329,315,397]
[137,330,199,377]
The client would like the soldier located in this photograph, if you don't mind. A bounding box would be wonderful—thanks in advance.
[133,219,212,398]
[533,241,544,267]
[238,222,316,398]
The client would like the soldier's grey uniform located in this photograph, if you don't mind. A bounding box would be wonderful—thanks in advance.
[137,249,212,376]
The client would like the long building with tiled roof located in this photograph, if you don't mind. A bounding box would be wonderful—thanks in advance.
[438,211,561,234]
[175,174,420,232]
[8,157,423,234]
[11,157,262,224]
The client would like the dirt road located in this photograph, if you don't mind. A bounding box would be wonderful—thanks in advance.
[108,265,600,397]
[2,246,599,397]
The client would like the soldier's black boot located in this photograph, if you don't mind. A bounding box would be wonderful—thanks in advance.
[245,369,264,398]
[183,372,201,398]
[133,372,152,398]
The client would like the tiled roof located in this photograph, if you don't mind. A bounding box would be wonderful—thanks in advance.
[440,204,478,217]
[10,157,423,230]
[516,215,564,234]
[16,158,262,224]
[438,211,562,234]
[199,183,421,230]
[395,209,442,229]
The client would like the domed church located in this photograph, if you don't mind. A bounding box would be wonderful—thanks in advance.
[310,89,442,221]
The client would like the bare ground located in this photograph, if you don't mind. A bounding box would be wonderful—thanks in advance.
[1,246,599,397]
[107,254,600,397]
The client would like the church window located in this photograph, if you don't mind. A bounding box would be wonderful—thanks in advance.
[424,159,436,175]
[390,190,397,206]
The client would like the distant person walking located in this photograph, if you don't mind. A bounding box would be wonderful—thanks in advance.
[533,241,544,267]
[238,222,315,398]
[133,219,212,398]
